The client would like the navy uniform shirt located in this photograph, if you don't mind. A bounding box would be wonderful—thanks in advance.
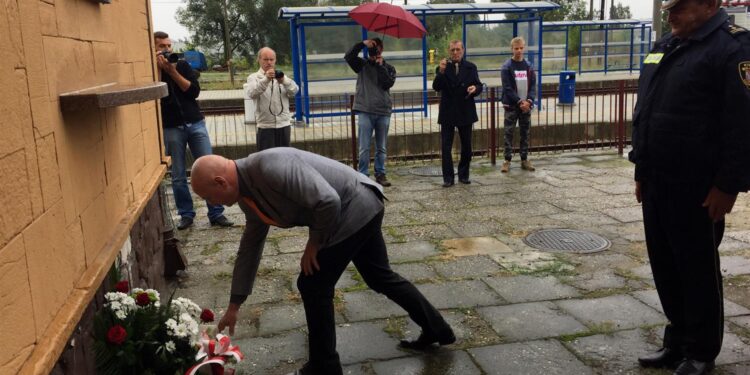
[629,8,750,194]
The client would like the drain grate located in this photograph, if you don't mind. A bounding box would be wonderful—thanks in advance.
[523,229,611,254]
[409,166,456,177]
[410,166,443,176]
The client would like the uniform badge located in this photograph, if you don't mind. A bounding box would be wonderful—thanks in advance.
[728,24,748,35]
[644,53,664,64]
[740,61,750,88]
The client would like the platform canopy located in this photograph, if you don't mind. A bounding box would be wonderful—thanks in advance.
[278,1,560,20]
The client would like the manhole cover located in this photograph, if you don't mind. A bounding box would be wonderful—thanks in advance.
[523,229,611,253]
[410,166,456,176]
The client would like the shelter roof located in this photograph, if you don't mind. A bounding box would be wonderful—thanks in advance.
[278,1,560,20]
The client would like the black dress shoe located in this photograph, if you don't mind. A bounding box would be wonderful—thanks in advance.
[459,178,471,184]
[638,348,684,369]
[210,215,234,227]
[399,329,456,350]
[442,181,454,188]
[176,216,193,230]
[674,359,715,375]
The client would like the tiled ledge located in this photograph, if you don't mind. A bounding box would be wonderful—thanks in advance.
[59,82,167,112]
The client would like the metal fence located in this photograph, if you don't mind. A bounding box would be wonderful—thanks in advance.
[199,81,637,167]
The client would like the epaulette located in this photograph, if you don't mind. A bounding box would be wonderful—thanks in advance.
[724,22,748,37]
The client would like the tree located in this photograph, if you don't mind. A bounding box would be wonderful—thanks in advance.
[609,1,632,20]
[176,0,316,65]
[540,0,591,22]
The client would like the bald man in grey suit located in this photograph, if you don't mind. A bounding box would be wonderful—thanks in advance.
[190,148,454,375]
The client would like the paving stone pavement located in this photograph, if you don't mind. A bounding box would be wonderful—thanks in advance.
[169,151,750,374]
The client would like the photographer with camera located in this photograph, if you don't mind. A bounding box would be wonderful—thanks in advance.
[245,47,299,150]
[345,38,397,187]
[154,31,232,230]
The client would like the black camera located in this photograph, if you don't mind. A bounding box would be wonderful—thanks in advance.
[274,70,284,79]
[367,46,379,57]
[159,50,183,63]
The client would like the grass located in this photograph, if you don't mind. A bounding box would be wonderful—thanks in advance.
[383,317,407,339]
[558,321,617,342]
[213,271,233,281]
[200,243,221,256]
[505,260,577,277]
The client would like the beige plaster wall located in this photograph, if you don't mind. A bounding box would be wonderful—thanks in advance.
[0,1,166,374]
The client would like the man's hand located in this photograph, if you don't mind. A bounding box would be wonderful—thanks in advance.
[702,186,737,222]
[217,303,240,336]
[156,54,177,76]
[300,240,320,276]
[375,56,384,65]
[466,85,477,96]
[519,101,529,113]
[438,58,447,74]
[265,69,276,81]
[635,181,642,203]
[363,39,375,48]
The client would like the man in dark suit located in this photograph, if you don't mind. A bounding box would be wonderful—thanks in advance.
[433,40,483,187]
[189,149,455,375]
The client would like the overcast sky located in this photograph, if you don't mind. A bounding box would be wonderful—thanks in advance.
[151,0,653,42]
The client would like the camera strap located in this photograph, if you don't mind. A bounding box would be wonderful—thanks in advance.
[268,81,285,117]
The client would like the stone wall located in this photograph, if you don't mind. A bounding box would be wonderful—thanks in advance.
[0,1,166,374]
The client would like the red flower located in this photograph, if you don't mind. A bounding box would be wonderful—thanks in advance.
[106,325,127,345]
[135,292,151,306]
[114,280,129,293]
[200,308,215,323]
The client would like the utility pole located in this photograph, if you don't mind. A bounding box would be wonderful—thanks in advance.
[600,0,605,20]
[653,0,662,40]
[221,0,234,85]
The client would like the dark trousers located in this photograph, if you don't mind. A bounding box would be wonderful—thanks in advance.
[503,108,531,161]
[641,180,724,361]
[440,123,472,183]
[296,210,451,374]
[256,126,291,151]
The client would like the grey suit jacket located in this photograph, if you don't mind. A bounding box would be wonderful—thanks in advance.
[231,147,385,300]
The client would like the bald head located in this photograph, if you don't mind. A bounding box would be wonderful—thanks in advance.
[258,47,276,72]
[191,155,239,206]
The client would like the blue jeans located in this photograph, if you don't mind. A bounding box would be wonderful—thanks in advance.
[357,112,390,176]
[163,120,224,220]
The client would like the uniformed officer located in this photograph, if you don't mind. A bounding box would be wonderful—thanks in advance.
[629,1,750,374]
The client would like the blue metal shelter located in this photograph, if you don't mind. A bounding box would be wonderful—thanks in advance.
[542,20,652,75]
[278,2,560,123]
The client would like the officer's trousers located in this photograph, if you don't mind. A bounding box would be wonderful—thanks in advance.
[641,179,724,362]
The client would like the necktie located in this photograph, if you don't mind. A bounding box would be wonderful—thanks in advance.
[242,197,279,226]
[454,62,459,76]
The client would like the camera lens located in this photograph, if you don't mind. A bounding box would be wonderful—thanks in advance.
[275,70,284,79]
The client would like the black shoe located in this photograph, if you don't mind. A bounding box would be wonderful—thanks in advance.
[674,359,715,375]
[459,178,471,184]
[375,174,392,187]
[638,348,684,369]
[210,215,234,227]
[286,362,316,375]
[399,329,456,350]
[442,181,454,188]
[176,216,193,230]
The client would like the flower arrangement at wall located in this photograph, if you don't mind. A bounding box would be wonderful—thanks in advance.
[93,281,242,375]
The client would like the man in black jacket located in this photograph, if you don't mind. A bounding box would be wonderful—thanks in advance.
[432,40,483,187]
[155,31,232,230]
[629,1,750,374]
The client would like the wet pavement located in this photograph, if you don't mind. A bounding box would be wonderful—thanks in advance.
[168,150,750,374]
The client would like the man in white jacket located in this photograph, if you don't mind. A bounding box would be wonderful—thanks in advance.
[246,47,299,150]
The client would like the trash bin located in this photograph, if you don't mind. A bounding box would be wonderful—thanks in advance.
[242,83,256,124]
[558,71,576,106]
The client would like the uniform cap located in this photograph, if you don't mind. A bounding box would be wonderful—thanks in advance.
[661,0,683,10]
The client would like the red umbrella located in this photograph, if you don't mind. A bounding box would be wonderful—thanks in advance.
[349,2,427,39]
